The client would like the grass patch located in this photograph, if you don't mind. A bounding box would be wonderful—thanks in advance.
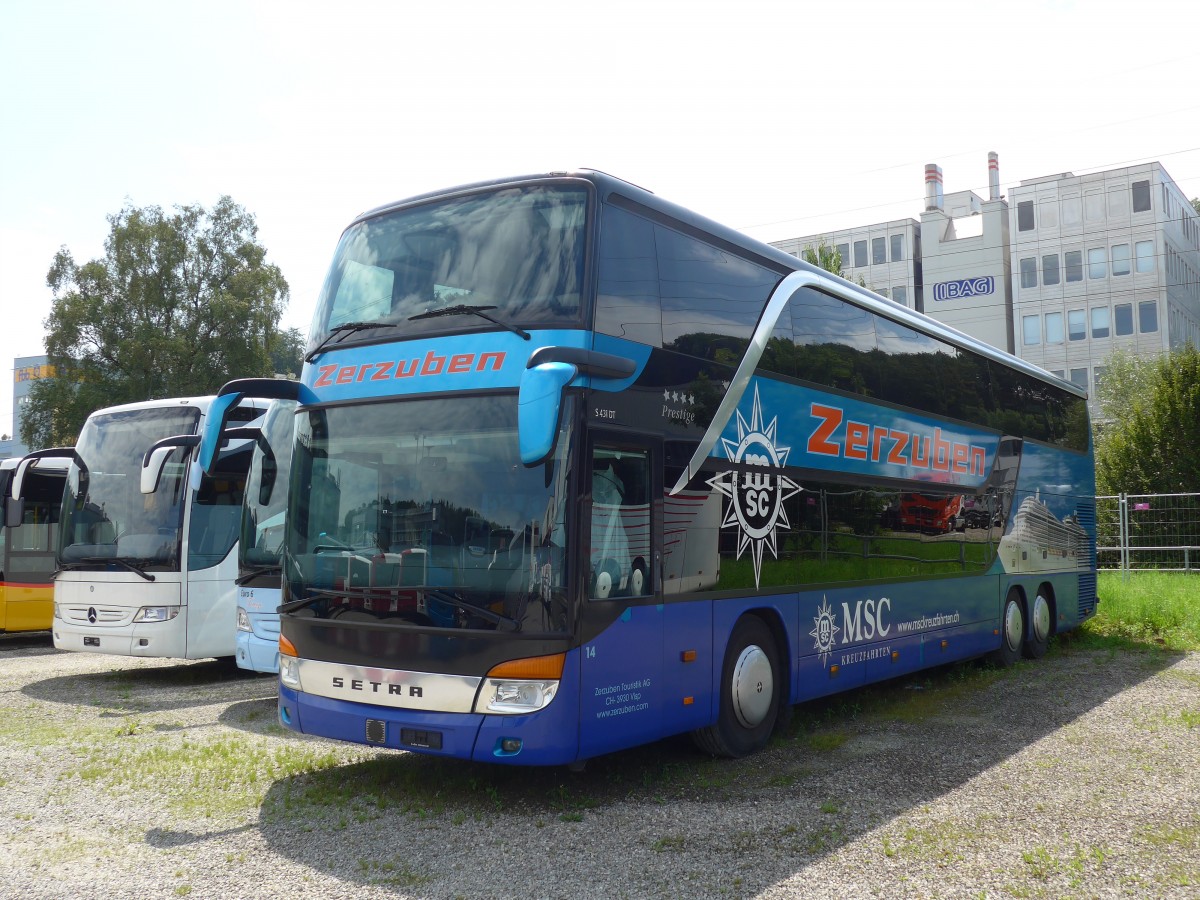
[69,734,348,818]
[1084,572,1200,651]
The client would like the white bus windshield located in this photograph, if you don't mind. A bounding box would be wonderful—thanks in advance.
[60,407,200,570]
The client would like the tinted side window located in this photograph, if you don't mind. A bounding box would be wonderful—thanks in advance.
[595,205,664,346]
[873,316,955,415]
[657,225,777,363]
[789,287,878,395]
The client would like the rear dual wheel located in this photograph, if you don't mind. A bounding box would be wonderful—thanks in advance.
[1023,591,1052,659]
[991,590,1024,667]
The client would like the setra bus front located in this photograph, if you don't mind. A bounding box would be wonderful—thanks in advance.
[277,394,581,764]
[277,177,598,764]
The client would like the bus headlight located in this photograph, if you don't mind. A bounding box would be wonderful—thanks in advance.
[132,606,180,623]
[475,679,559,714]
[279,656,302,689]
[53,602,62,620]
[236,607,252,632]
[472,652,564,713]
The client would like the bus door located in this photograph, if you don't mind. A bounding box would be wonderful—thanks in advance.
[577,436,665,758]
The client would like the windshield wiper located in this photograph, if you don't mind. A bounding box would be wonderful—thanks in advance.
[278,585,521,631]
[235,564,282,586]
[423,588,521,632]
[278,587,343,614]
[305,322,391,362]
[54,557,156,582]
[408,304,531,341]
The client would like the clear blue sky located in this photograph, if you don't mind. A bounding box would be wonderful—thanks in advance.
[2,0,1197,431]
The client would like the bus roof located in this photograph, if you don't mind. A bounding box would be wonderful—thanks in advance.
[352,170,1085,401]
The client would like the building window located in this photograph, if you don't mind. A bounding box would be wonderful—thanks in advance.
[892,285,907,306]
[836,243,850,267]
[1108,188,1128,218]
[1062,196,1082,227]
[1139,300,1159,333]
[1088,247,1107,279]
[1023,315,1041,346]
[1132,180,1151,213]
[1094,366,1107,390]
[1050,369,1065,379]
[1045,311,1063,344]
[1068,309,1086,341]
[1111,243,1131,276]
[872,237,886,265]
[1114,303,1134,336]
[1039,196,1058,229]
[1091,306,1110,339]
[877,287,890,298]
[1065,250,1083,283]
[1043,253,1060,286]
[853,240,867,268]
[1069,367,1088,391]
[890,234,904,262]
[1017,200,1035,231]
[1135,240,1154,273]
[1020,257,1038,288]
[1085,192,1105,223]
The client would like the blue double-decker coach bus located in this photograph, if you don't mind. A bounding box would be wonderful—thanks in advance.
[258,170,1095,765]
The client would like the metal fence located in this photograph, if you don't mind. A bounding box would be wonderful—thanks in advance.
[1097,493,1200,572]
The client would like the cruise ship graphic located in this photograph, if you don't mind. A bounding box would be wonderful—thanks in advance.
[999,491,1090,573]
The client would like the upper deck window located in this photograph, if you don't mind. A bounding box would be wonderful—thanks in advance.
[308,185,588,354]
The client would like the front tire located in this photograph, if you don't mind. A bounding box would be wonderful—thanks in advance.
[991,590,1024,667]
[692,616,781,758]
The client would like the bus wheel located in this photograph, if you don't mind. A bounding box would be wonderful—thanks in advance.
[691,616,780,758]
[1023,590,1052,659]
[991,590,1024,667]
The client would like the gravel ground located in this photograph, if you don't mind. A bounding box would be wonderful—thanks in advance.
[0,633,1197,900]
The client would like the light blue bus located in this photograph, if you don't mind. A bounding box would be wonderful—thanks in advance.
[229,171,1096,765]
[233,398,296,673]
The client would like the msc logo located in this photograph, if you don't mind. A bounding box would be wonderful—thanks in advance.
[933,277,994,301]
[707,386,801,588]
[810,595,892,667]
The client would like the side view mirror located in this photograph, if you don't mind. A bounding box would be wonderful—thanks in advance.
[5,496,24,529]
[141,434,201,494]
[516,347,637,467]
[200,377,315,474]
[518,362,577,466]
[11,447,83,510]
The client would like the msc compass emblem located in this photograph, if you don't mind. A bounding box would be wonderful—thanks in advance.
[707,385,800,587]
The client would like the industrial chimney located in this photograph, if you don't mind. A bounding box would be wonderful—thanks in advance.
[988,151,1000,201]
[924,164,944,211]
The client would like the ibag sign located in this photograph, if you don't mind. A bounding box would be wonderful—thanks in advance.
[933,277,994,301]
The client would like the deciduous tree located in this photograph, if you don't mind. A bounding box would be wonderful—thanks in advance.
[1095,345,1200,494]
[23,197,289,448]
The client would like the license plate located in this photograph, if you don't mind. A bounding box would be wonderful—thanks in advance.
[84,637,100,647]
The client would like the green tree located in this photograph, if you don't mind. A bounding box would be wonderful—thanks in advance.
[1095,345,1200,494]
[270,326,305,379]
[22,197,290,448]
[1094,349,1158,425]
[801,238,866,287]
[1192,197,1200,216]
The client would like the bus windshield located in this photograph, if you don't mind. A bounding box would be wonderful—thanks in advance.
[285,396,574,634]
[60,407,200,570]
[307,184,588,351]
